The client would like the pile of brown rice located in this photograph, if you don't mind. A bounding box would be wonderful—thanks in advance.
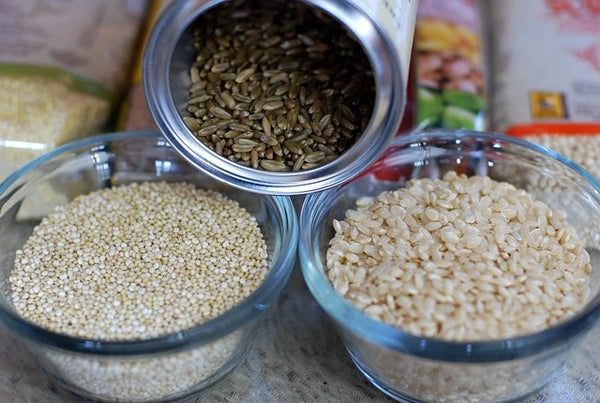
[326,171,591,341]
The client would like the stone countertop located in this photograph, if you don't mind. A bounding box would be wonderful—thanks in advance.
[1,264,600,402]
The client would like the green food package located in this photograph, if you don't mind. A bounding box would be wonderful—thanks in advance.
[0,0,149,218]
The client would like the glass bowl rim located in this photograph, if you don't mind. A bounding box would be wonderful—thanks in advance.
[300,129,600,363]
[0,130,299,356]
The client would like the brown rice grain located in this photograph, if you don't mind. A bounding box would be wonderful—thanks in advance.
[326,171,592,341]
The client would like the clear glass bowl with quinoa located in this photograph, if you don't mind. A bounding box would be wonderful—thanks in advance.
[0,131,298,402]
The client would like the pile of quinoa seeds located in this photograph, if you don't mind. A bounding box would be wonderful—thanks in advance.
[9,181,269,340]
[183,0,375,171]
[327,171,592,342]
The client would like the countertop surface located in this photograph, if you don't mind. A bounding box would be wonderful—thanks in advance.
[1,263,600,403]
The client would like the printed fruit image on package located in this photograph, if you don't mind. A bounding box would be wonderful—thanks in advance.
[414,0,486,130]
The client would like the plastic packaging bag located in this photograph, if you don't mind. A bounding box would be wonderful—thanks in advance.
[486,0,600,133]
[0,0,149,181]
[414,0,486,131]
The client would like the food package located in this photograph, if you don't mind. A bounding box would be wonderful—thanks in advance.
[413,0,486,131]
[118,0,176,131]
[0,0,149,219]
[485,0,600,178]
[486,0,600,133]
[0,0,149,182]
[396,51,418,136]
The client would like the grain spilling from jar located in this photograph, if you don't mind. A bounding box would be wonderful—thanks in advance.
[326,171,591,341]
[9,181,269,340]
[183,0,375,171]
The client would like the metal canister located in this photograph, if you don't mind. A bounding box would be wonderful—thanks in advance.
[143,0,418,195]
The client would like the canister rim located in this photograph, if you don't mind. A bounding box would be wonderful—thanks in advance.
[143,0,407,195]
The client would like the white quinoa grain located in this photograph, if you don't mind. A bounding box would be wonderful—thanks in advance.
[327,171,591,341]
[9,181,270,401]
[525,134,600,179]
[9,181,269,340]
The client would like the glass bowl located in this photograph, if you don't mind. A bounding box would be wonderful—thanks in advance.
[299,129,600,402]
[0,131,298,402]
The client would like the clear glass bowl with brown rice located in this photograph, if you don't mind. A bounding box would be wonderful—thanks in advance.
[0,131,298,402]
[299,129,600,402]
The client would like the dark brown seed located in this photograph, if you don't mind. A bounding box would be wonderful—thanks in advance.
[318,114,331,130]
[260,134,278,146]
[302,162,322,170]
[251,149,259,168]
[280,39,302,49]
[232,93,252,103]
[189,81,207,93]
[224,130,242,139]
[320,88,335,98]
[275,115,287,130]
[229,123,252,132]
[341,117,356,131]
[278,61,300,71]
[308,99,321,115]
[285,141,303,155]
[261,117,272,137]
[183,116,201,131]
[290,130,311,143]
[233,102,250,111]
[262,101,284,111]
[197,125,218,137]
[262,69,282,77]
[221,92,236,109]
[220,73,237,81]
[304,151,326,163]
[193,108,207,118]
[235,138,259,146]
[292,154,306,171]
[235,66,256,83]
[216,119,235,129]
[317,144,335,155]
[188,94,210,104]
[297,33,315,46]
[214,93,227,108]
[339,104,356,121]
[249,49,264,62]
[250,86,262,100]
[190,66,200,83]
[268,72,288,84]
[209,106,232,119]
[271,143,283,157]
[260,159,289,171]
[232,143,255,153]
[211,62,230,73]
[311,135,327,144]
[215,139,226,154]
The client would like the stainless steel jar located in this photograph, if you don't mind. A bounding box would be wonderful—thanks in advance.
[143,0,418,195]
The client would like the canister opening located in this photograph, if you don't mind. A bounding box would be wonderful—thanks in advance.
[144,0,405,195]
